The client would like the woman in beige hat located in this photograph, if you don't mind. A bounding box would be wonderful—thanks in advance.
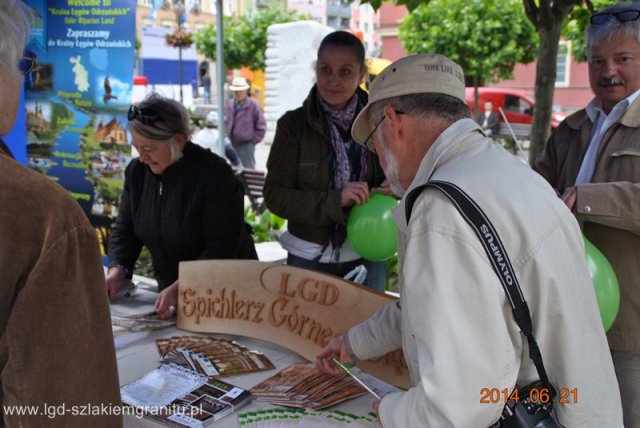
[264,31,388,291]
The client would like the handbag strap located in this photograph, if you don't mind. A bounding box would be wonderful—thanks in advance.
[405,180,555,394]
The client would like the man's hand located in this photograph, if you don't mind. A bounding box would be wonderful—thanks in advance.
[373,399,382,425]
[315,335,354,375]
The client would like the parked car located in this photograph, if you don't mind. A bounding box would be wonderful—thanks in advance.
[465,87,568,137]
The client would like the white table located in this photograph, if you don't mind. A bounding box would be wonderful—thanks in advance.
[113,298,377,427]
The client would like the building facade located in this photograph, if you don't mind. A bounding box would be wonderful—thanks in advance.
[287,0,351,29]
[375,7,592,112]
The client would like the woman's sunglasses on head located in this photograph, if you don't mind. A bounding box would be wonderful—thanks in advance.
[128,105,164,126]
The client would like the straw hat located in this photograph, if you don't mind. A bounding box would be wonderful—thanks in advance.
[229,77,250,92]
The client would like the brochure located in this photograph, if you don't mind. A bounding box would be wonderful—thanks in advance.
[121,363,252,427]
[250,363,367,411]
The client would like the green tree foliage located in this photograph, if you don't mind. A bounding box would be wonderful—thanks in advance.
[400,0,537,88]
[359,0,613,163]
[364,0,422,11]
[194,6,309,71]
[563,0,617,62]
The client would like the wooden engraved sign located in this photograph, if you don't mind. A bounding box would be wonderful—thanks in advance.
[178,260,410,389]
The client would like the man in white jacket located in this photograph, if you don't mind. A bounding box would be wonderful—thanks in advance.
[316,54,623,427]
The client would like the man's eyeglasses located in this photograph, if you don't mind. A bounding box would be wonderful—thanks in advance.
[362,110,404,152]
[590,9,640,25]
[19,49,36,75]
[363,116,385,152]
[127,105,164,126]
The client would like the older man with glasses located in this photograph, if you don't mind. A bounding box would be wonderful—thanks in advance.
[534,3,640,425]
[316,53,623,427]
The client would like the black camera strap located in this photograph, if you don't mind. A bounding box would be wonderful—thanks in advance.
[405,180,555,396]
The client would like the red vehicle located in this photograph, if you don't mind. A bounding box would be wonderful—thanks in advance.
[465,87,567,136]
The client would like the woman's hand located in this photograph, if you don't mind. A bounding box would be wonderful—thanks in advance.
[341,182,370,207]
[155,280,179,320]
[371,179,395,197]
[105,266,126,300]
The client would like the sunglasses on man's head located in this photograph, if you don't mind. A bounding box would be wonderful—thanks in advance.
[127,105,164,126]
[590,9,640,25]
[19,49,36,75]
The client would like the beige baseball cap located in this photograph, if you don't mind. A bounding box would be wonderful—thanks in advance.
[352,54,466,145]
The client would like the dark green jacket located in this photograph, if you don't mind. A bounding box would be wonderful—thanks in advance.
[264,85,385,246]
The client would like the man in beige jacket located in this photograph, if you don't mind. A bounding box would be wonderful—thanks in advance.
[534,3,640,426]
[317,54,623,427]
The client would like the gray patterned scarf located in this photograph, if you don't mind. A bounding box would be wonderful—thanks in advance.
[319,94,368,190]
[318,92,369,258]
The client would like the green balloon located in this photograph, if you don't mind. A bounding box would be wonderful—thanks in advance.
[347,193,398,261]
[583,236,620,331]
[269,213,286,230]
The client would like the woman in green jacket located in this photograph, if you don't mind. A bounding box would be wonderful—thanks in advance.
[264,31,388,291]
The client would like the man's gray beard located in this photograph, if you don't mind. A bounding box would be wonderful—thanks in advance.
[377,127,405,198]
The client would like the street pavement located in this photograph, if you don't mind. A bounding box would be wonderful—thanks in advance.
[255,141,272,171]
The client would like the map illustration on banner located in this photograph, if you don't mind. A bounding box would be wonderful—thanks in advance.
[24,0,136,231]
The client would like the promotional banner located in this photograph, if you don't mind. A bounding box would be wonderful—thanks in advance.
[24,0,136,234]
[140,26,198,86]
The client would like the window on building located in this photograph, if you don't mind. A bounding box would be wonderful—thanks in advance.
[556,41,570,87]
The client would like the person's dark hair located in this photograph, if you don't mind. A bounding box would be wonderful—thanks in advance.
[317,31,366,70]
